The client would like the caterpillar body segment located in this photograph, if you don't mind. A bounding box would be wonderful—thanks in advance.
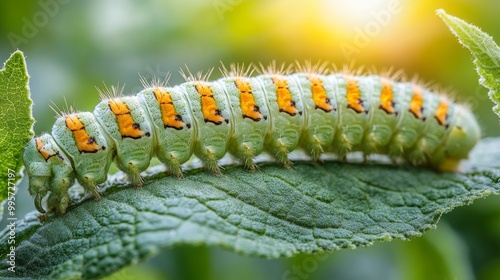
[359,77,399,156]
[23,68,481,214]
[293,73,338,161]
[93,96,154,186]
[137,87,195,178]
[51,112,113,198]
[331,75,372,159]
[406,92,451,165]
[182,81,232,175]
[218,76,270,171]
[260,74,305,168]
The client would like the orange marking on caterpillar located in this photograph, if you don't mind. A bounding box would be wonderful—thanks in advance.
[345,76,365,113]
[65,114,102,153]
[379,78,395,114]
[36,138,64,161]
[35,138,53,161]
[435,98,449,126]
[308,75,333,112]
[108,99,149,139]
[409,87,424,120]
[234,78,265,121]
[272,76,301,116]
[153,88,190,130]
[195,83,228,125]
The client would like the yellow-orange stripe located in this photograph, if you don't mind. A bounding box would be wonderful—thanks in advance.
[409,87,424,119]
[272,76,299,116]
[345,76,365,113]
[434,98,449,126]
[235,78,265,121]
[308,75,333,112]
[108,99,147,139]
[153,88,188,130]
[379,78,395,114]
[65,114,102,153]
[195,83,226,125]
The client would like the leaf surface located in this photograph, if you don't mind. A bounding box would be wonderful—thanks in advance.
[0,51,33,220]
[1,137,499,279]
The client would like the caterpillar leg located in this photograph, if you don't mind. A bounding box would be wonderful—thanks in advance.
[238,143,258,172]
[126,163,144,188]
[193,137,226,176]
[155,149,190,179]
[307,135,325,162]
[273,138,292,169]
[389,127,420,157]
[363,153,369,164]
[47,175,72,214]
[165,160,185,179]
[227,136,261,172]
[89,183,101,199]
[201,148,222,176]
[406,139,431,166]
[47,192,70,214]
[114,159,146,188]
[333,132,353,161]
[76,173,103,199]
[33,192,48,214]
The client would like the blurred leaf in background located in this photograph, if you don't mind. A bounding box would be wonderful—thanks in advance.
[1,0,500,279]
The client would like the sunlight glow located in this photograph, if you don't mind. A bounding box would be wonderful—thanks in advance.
[320,0,398,27]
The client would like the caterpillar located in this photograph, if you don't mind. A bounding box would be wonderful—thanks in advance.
[22,63,481,214]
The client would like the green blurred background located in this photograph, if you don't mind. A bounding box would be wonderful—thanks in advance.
[1,0,500,279]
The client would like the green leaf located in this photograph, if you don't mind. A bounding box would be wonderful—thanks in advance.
[437,9,500,118]
[0,51,34,220]
[1,137,499,279]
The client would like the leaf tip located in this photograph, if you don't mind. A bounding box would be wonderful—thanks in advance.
[435,9,446,17]
[435,8,456,27]
[4,50,27,69]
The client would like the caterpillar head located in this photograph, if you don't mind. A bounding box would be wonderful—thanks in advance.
[23,134,75,213]
[434,105,481,171]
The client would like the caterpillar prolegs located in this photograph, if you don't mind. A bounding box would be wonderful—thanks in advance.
[23,66,481,214]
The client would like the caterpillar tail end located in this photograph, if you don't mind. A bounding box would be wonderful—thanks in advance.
[431,105,481,172]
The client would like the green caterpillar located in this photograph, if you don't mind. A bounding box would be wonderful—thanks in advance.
[23,65,481,214]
